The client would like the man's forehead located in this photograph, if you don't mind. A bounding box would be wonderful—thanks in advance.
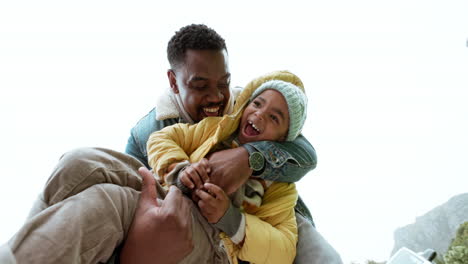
[180,49,230,80]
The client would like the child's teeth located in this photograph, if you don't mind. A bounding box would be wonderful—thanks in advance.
[252,123,259,132]
[248,121,260,132]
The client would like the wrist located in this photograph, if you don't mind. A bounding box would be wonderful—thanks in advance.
[214,202,243,237]
[242,145,265,176]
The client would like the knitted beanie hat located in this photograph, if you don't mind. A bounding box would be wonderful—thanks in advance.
[250,80,308,141]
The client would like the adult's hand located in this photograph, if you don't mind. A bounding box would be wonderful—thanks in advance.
[206,147,252,195]
[120,167,193,264]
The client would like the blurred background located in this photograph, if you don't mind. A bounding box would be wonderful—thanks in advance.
[1,0,467,263]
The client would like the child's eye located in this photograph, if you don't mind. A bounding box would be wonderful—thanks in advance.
[253,100,261,107]
[270,115,279,123]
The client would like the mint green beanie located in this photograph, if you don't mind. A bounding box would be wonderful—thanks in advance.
[250,80,308,141]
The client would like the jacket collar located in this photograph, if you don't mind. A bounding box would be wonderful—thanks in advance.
[154,87,181,121]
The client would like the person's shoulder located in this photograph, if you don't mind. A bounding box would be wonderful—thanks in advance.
[131,107,179,144]
[138,107,179,127]
[136,108,157,124]
[131,108,158,134]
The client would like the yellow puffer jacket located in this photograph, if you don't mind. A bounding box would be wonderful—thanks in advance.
[147,70,303,264]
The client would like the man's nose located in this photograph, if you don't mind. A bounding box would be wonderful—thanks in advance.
[205,86,224,103]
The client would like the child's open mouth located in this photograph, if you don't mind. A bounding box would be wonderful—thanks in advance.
[244,121,261,136]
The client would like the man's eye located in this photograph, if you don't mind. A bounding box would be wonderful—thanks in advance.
[193,86,207,90]
[218,82,229,89]
[270,115,279,122]
[253,101,261,107]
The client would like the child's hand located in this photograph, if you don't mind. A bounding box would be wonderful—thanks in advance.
[195,183,230,223]
[179,158,210,190]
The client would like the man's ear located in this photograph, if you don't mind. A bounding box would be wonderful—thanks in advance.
[167,69,179,93]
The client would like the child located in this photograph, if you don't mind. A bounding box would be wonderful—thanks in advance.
[147,70,308,264]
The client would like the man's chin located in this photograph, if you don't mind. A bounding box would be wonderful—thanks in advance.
[204,112,220,117]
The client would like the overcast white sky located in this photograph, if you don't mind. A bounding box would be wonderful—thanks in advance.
[1,0,467,263]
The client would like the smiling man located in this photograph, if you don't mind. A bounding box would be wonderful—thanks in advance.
[168,49,231,119]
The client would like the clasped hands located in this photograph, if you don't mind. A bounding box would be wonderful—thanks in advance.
[179,158,230,224]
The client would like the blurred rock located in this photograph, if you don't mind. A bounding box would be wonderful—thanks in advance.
[391,193,468,257]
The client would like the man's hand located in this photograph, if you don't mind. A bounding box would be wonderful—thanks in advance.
[206,147,252,195]
[195,183,230,223]
[120,167,193,264]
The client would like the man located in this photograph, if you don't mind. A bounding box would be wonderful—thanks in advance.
[123,24,342,264]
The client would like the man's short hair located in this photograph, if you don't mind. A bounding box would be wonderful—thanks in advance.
[167,24,227,69]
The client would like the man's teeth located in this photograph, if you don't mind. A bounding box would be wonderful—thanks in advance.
[204,107,219,113]
[248,121,260,132]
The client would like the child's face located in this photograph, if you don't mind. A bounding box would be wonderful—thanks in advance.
[238,89,289,144]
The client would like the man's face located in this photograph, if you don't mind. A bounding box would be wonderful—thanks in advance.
[238,89,290,144]
[168,49,231,123]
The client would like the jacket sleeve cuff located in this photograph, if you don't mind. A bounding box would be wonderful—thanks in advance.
[174,163,193,196]
[164,161,192,195]
[214,202,245,244]
[165,160,190,185]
